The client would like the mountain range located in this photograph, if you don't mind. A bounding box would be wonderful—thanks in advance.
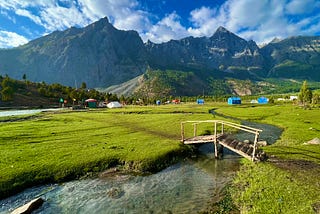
[0,17,319,96]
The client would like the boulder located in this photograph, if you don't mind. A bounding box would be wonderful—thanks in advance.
[304,138,320,145]
[11,197,44,214]
[257,141,268,147]
[107,187,125,199]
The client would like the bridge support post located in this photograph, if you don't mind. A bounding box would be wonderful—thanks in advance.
[252,131,260,161]
[193,123,197,137]
[214,121,219,158]
[181,122,184,142]
[221,122,224,134]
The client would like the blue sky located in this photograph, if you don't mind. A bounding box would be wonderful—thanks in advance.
[0,0,320,48]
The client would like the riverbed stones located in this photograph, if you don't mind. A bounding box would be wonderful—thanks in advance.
[257,140,268,147]
[107,187,125,199]
[11,197,44,214]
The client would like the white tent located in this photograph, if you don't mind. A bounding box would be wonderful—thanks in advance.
[107,101,122,108]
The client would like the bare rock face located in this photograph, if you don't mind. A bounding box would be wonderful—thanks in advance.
[11,197,44,214]
[146,26,266,78]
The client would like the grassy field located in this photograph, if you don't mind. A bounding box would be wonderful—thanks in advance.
[1,103,319,213]
[0,104,223,199]
[215,103,320,213]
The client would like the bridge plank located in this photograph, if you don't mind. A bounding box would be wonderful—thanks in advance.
[183,134,223,144]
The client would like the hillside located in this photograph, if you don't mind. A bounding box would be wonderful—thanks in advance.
[0,76,105,108]
[105,68,320,97]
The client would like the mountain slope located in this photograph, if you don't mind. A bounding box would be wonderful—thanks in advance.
[262,36,320,80]
[145,27,266,79]
[0,17,147,88]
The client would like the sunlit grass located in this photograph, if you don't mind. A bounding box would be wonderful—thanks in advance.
[1,102,320,213]
[215,103,320,213]
[0,104,220,198]
[231,160,319,214]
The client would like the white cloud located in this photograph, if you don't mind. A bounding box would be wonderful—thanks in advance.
[78,0,151,35]
[15,9,43,26]
[143,12,189,43]
[286,0,320,15]
[39,5,89,32]
[0,31,29,48]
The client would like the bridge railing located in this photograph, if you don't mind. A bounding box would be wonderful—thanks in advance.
[181,120,263,161]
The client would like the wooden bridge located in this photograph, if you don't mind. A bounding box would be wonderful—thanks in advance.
[181,120,265,161]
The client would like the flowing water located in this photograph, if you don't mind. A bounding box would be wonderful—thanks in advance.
[0,150,240,214]
[0,108,61,117]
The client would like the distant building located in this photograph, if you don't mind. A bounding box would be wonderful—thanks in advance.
[228,97,241,105]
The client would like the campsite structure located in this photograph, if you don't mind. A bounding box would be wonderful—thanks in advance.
[197,99,204,105]
[228,97,241,105]
[258,97,268,104]
[85,98,97,108]
[107,101,122,108]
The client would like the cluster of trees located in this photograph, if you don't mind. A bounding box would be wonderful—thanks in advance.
[298,80,319,108]
[0,75,122,104]
[0,75,23,101]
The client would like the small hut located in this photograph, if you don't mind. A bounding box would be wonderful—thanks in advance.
[85,99,97,108]
[228,97,241,105]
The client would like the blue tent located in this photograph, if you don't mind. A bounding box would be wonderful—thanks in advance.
[258,97,268,104]
[228,97,241,105]
[197,99,204,104]
[156,100,161,105]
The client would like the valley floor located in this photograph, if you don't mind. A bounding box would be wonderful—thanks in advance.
[0,103,319,213]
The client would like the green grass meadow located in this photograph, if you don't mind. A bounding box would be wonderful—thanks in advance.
[0,104,220,198]
[1,103,320,213]
[215,104,320,213]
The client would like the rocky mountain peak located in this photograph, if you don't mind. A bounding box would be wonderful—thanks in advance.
[270,37,282,43]
[215,26,230,33]
[210,26,245,44]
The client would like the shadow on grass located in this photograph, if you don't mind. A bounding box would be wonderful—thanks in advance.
[266,145,320,163]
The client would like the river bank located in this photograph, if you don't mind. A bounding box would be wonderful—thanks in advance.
[216,104,320,213]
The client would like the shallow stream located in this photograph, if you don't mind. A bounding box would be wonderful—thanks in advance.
[1,150,240,214]
[0,108,61,117]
